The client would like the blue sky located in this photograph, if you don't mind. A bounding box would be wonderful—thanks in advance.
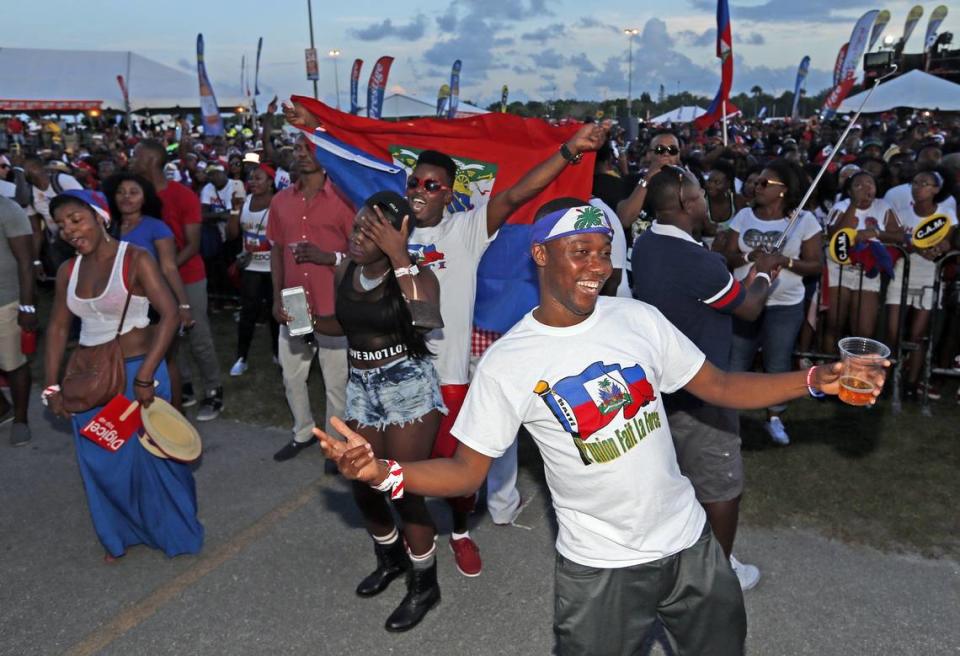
[7,1,958,106]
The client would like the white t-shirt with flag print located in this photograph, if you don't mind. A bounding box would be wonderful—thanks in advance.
[451,297,707,568]
[408,204,494,385]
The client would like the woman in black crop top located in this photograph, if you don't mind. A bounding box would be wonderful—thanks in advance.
[314,191,445,632]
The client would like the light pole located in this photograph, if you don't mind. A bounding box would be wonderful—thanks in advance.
[624,28,639,116]
[329,49,341,109]
[306,0,318,99]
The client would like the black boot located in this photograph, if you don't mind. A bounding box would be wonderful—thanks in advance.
[384,561,441,632]
[356,539,410,598]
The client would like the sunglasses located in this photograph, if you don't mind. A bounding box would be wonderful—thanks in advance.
[756,178,786,189]
[406,176,449,193]
[651,145,680,156]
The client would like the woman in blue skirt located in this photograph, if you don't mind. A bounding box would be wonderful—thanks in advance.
[42,189,203,561]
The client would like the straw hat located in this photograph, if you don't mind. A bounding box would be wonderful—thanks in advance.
[138,397,202,463]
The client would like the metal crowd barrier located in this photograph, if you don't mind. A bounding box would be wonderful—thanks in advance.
[793,244,911,413]
[919,250,960,416]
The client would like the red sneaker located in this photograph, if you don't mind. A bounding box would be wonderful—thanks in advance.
[449,536,482,577]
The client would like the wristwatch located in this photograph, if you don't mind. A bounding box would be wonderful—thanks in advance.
[638,177,649,189]
[559,143,583,165]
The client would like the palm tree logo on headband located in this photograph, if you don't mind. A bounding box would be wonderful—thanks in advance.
[573,206,604,230]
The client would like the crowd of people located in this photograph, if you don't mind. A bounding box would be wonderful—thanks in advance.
[3,98,955,653]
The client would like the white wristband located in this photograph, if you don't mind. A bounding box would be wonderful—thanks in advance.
[754,272,772,285]
[371,459,405,500]
[334,251,344,266]
[18,305,36,313]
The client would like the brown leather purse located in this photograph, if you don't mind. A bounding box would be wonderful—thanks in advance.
[60,260,134,413]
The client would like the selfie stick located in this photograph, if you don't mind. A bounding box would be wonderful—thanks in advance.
[771,65,899,252]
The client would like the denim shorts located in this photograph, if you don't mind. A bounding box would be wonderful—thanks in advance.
[344,357,447,429]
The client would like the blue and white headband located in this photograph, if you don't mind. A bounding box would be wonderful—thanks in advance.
[530,205,613,246]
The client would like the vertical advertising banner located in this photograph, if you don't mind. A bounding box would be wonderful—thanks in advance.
[349,58,363,115]
[500,84,509,113]
[791,56,810,119]
[436,84,450,117]
[447,59,462,119]
[254,37,263,96]
[868,10,891,51]
[366,56,394,119]
[902,5,924,47]
[196,34,224,136]
[924,5,949,52]
[822,10,879,117]
[305,48,319,81]
[833,43,849,87]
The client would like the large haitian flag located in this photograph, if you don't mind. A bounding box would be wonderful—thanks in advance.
[291,96,594,333]
[535,361,657,442]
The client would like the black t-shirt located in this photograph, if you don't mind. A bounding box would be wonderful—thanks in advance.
[592,172,628,213]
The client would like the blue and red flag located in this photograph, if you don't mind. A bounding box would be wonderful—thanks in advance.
[536,361,657,441]
[298,127,406,209]
[290,97,593,333]
[694,0,737,131]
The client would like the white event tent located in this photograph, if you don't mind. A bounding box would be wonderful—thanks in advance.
[0,47,243,112]
[650,106,707,123]
[377,93,489,119]
[837,70,960,113]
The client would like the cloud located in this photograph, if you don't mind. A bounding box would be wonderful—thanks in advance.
[678,28,715,48]
[530,49,564,70]
[576,17,621,34]
[351,14,428,41]
[568,53,598,74]
[726,0,876,23]
[422,0,549,82]
[571,17,830,99]
[742,32,765,45]
[177,58,192,71]
[521,23,567,43]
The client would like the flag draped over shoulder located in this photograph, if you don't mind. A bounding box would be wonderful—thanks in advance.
[694,0,734,131]
[291,96,594,332]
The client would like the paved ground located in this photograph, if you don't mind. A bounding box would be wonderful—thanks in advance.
[2,401,958,656]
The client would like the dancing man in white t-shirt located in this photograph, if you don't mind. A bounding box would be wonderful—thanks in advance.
[401,123,606,577]
[317,199,887,655]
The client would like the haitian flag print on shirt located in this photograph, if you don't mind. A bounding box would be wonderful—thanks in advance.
[535,361,657,443]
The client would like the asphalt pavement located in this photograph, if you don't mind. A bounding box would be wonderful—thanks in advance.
[2,401,958,656]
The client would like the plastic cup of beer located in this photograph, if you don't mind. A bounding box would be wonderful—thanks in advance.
[837,337,890,406]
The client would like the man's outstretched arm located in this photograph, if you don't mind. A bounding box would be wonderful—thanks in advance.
[315,417,492,496]
[683,359,887,410]
[484,122,608,238]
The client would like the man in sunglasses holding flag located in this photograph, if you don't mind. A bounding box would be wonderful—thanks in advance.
[403,123,606,577]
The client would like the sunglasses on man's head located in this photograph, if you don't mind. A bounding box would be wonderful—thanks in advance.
[756,178,786,189]
[406,176,449,193]
[650,145,680,156]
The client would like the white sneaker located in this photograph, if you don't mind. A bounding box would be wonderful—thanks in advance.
[229,358,248,377]
[765,416,790,446]
[730,555,761,591]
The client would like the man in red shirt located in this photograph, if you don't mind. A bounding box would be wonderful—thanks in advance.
[268,135,353,461]
[132,139,223,420]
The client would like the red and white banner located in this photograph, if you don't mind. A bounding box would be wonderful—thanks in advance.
[0,99,102,111]
[823,10,879,117]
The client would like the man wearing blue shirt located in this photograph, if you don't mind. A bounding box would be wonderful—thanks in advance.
[632,166,779,591]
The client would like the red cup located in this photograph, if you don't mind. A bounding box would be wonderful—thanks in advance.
[20,329,37,355]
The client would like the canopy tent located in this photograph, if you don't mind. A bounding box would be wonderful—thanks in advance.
[837,70,960,113]
[650,106,707,123]
[0,47,243,113]
[377,93,489,119]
